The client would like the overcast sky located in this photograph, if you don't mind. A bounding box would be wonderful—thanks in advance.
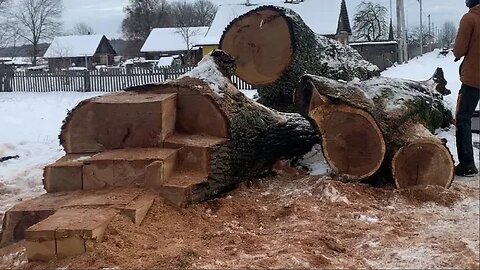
[62,0,469,39]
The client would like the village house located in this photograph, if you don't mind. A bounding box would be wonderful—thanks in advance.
[140,27,209,65]
[43,35,117,71]
[198,0,352,56]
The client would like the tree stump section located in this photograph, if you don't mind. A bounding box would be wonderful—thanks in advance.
[295,71,454,188]
[55,50,319,205]
[220,5,380,112]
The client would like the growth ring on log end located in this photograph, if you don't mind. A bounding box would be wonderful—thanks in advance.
[319,106,386,180]
[220,7,294,85]
[392,139,455,189]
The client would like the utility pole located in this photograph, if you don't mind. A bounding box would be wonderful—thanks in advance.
[428,14,432,52]
[432,22,435,44]
[396,0,407,63]
[419,0,423,55]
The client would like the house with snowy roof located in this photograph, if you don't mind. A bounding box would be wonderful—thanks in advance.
[44,35,117,70]
[198,0,352,56]
[141,27,209,61]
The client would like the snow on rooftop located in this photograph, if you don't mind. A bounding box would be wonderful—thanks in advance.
[141,27,209,53]
[200,0,343,45]
[43,35,106,58]
[350,41,398,46]
[0,57,33,65]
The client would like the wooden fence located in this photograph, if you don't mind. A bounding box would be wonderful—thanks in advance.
[0,66,254,92]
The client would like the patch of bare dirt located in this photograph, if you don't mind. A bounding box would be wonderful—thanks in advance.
[2,174,479,269]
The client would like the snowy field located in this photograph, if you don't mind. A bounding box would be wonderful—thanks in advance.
[0,50,479,268]
[0,92,103,214]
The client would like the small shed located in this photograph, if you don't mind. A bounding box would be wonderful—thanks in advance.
[350,41,398,71]
[44,35,117,70]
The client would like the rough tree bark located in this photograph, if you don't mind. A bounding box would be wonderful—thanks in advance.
[294,69,454,188]
[219,5,380,112]
[59,50,319,202]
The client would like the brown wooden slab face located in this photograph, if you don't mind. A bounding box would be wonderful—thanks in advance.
[25,239,56,261]
[164,133,228,148]
[0,210,55,248]
[159,185,191,207]
[24,208,117,261]
[0,193,67,248]
[56,236,85,259]
[63,102,100,153]
[43,155,90,193]
[393,140,455,188]
[83,148,177,189]
[159,172,208,207]
[120,194,155,225]
[63,93,177,154]
[311,105,385,180]
[220,9,293,85]
[61,188,142,208]
[175,146,209,174]
[176,94,228,138]
[145,161,165,188]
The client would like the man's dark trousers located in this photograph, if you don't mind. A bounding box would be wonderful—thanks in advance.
[456,84,480,166]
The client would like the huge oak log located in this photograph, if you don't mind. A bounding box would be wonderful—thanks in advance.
[59,50,319,202]
[295,69,454,188]
[219,5,380,112]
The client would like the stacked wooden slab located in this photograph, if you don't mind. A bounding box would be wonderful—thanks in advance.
[0,188,154,261]
[1,90,230,261]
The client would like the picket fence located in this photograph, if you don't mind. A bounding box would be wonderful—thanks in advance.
[0,66,254,92]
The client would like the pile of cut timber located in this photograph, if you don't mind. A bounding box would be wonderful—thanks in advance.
[220,5,454,188]
[1,50,319,261]
[294,72,454,188]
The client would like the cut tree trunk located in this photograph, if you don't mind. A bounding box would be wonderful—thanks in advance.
[59,50,319,202]
[295,69,454,188]
[219,5,380,112]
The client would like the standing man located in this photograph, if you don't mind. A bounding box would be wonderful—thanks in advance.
[453,0,480,176]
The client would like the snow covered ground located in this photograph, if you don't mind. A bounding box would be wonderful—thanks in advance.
[0,50,478,217]
[0,50,478,269]
[0,92,104,215]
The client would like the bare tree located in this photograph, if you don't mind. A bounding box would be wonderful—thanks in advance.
[172,0,216,27]
[11,0,63,65]
[0,0,9,12]
[121,0,174,40]
[408,26,434,47]
[439,21,457,48]
[1,23,22,56]
[121,0,216,41]
[69,22,96,35]
[172,1,197,26]
[0,0,11,46]
[353,1,388,41]
[193,0,217,26]
[171,0,216,65]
